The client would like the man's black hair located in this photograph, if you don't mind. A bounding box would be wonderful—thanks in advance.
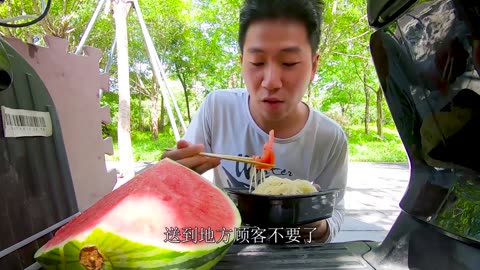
[238,0,325,55]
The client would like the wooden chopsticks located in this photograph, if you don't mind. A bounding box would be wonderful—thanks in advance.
[163,148,273,168]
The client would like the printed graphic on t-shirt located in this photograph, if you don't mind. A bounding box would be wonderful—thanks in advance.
[222,153,293,188]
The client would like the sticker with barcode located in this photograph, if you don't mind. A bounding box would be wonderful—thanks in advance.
[1,106,53,137]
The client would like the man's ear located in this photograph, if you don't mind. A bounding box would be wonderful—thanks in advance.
[311,53,320,81]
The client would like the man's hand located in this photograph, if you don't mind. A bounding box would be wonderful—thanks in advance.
[299,219,330,243]
[297,184,329,242]
[161,140,221,174]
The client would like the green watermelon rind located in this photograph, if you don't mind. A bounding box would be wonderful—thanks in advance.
[34,227,234,270]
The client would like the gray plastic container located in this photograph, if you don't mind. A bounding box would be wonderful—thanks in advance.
[0,37,79,270]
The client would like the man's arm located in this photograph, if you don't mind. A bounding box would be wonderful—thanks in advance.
[300,195,346,243]
[181,93,213,148]
[161,92,219,175]
[302,132,349,243]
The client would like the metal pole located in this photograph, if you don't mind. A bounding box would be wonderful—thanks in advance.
[131,0,181,140]
[155,56,187,131]
[74,0,107,55]
[97,38,116,100]
[105,37,117,73]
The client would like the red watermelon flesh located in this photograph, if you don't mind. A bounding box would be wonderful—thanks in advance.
[34,158,241,269]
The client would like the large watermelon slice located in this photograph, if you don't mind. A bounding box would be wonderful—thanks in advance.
[34,158,242,270]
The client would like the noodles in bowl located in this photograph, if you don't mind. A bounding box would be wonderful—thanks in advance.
[224,175,337,228]
[252,175,318,195]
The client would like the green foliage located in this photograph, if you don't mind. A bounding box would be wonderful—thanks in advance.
[106,130,176,161]
[312,0,393,127]
[0,0,115,66]
[101,91,152,140]
[433,180,480,242]
[346,125,408,162]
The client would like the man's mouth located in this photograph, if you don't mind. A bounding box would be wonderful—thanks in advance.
[262,98,283,104]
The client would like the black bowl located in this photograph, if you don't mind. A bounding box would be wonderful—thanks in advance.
[224,187,340,228]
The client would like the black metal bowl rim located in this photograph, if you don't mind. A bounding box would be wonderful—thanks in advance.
[223,187,341,199]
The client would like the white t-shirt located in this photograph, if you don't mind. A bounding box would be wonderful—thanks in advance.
[182,88,348,243]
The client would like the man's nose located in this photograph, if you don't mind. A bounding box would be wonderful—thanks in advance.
[261,64,282,90]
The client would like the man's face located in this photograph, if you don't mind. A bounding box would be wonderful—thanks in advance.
[241,18,319,123]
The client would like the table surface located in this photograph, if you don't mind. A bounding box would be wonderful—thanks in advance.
[214,241,378,269]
